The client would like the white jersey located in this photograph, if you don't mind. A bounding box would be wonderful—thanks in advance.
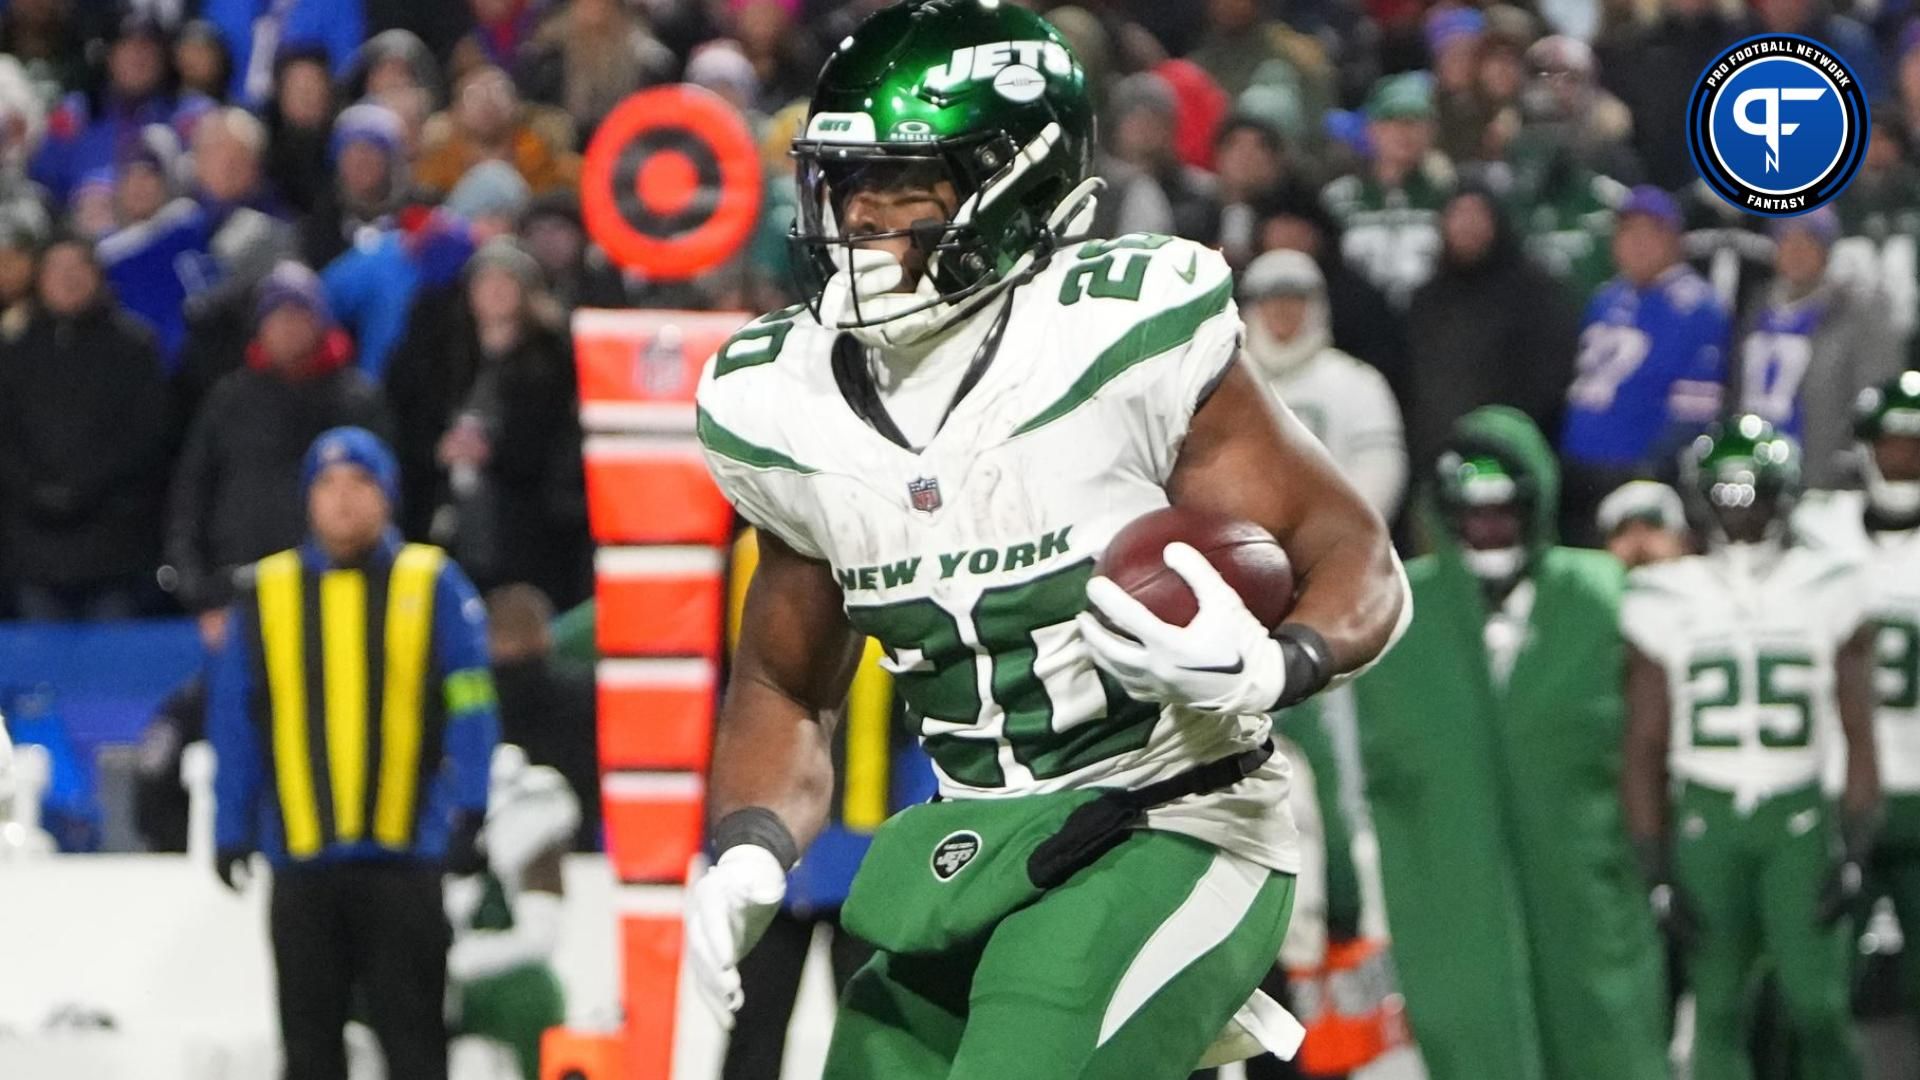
[696,233,1299,873]
[1622,545,1868,809]
[1796,490,1920,793]
[1258,347,1406,519]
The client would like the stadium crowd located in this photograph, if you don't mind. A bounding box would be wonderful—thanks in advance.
[6,0,1920,1076]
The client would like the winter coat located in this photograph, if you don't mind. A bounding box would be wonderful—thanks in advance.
[0,302,169,586]
[1404,207,1579,480]
[165,337,393,610]
[1354,406,1668,1080]
[387,302,591,608]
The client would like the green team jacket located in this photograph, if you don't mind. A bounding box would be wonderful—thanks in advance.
[1352,406,1667,1080]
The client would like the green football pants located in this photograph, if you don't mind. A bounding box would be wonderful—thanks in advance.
[1872,793,1920,1031]
[822,831,1295,1080]
[455,965,565,1080]
[1673,782,1859,1080]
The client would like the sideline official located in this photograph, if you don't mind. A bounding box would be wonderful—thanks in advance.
[209,426,499,1080]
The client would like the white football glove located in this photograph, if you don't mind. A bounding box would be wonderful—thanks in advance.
[684,844,787,1028]
[1077,542,1288,717]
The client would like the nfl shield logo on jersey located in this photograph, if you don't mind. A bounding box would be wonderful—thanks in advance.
[931,831,981,881]
[908,476,943,513]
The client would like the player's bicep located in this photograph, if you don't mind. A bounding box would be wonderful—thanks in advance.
[728,529,864,717]
[1169,360,1385,571]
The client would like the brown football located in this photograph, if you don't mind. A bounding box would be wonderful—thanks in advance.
[1094,506,1296,629]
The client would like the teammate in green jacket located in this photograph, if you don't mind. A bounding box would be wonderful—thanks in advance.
[1354,406,1668,1080]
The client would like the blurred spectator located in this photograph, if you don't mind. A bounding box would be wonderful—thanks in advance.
[112,124,186,231]
[264,46,337,219]
[1427,6,1492,164]
[415,65,579,198]
[101,106,297,366]
[132,676,206,853]
[1354,406,1669,1080]
[194,105,283,215]
[0,55,49,203]
[518,191,629,310]
[1254,184,1407,397]
[1831,111,1920,363]
[174,20,234,103]
[1596,480,1689,569]
[1323,72,1454,309]
[300,101,409,268]
[322,197,482,382]
[0,0,89,105]
[451,0,542,79]
[1241,249,1408,520]
[487,583,599,851]
[344,27,445,107]
[1187,0,1335,106]
[31,13,185,205]
[167,262,391,628]
[1560,185,1729,544]
[1731,210,1900,489]
[687,39,766,138]
[728,0,821,114]
[1212,116,1287,270]
[1154,59,1229,173]
[1405,186,1577,486]
[515,0,676,146]
[1502,37,1635,299]
[1472,8,1533,131]
[362,0,472,65]
[0,238,168,620]
[1601,0,1740,190]
[1900,26,1920,149]
[0,202,47,329]
[1093,72,1219,242]
[203,0,363,106]
[388,238,591,607]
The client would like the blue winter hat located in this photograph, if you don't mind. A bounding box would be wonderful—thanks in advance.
[302,427,399,506]
[330,101,405,163]
[1617,185,1683,232]
[1425,7,1486,55]
[255,261,334,328]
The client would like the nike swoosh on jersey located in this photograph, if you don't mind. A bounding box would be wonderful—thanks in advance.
[1176,253,1198,284]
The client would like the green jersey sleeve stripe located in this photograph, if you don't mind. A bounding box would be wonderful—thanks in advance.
[1012,275,1235,437]
[696,406,819,474]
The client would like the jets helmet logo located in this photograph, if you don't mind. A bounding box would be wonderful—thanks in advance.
[931,831,981,881]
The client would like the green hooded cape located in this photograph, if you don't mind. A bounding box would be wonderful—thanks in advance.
[1352,406,1667,1080]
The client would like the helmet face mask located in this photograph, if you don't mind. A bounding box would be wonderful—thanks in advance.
[1856,372,1920,523]
[1435,449,1534,584]
[1684,415,1802,547]
[789,0,1097,343]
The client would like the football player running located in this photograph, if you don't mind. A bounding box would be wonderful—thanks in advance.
[1797,371,1920,1031]
[685,2,1408,1077]
[1621,416,1879,1080]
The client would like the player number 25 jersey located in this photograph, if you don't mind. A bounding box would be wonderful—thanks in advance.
[1622,547,1866,806]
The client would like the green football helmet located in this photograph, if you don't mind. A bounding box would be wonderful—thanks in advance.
[1434,447,1535,583]
[1854,370,1920,520]
[1683,414,1803,545]
[790,0,1098,342]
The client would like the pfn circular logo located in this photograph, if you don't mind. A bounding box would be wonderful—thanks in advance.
[1687,35,1867,216]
